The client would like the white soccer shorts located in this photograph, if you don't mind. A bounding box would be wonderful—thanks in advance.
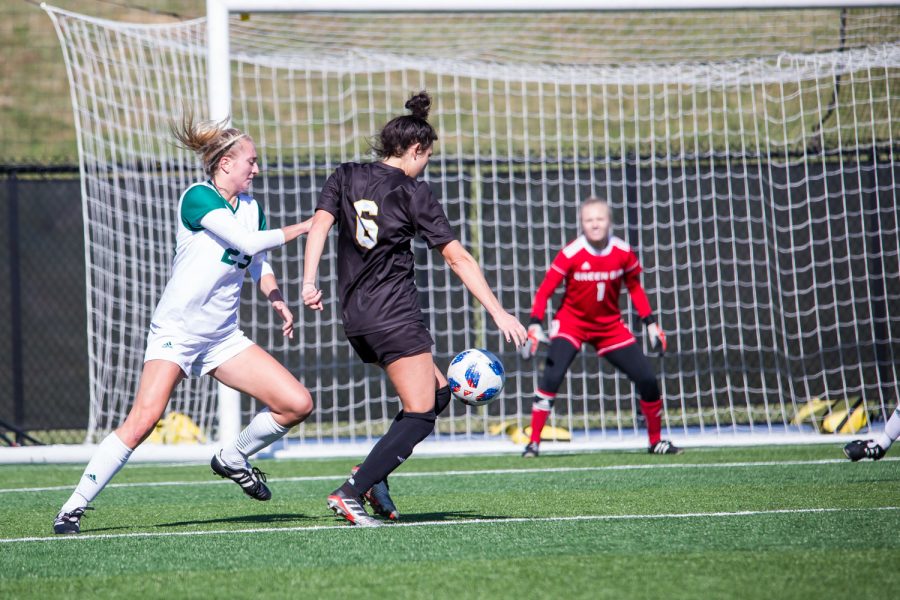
[144,326,254,377]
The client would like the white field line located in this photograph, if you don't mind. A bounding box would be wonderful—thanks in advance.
[3,506,899,544]
[1,456,896,495]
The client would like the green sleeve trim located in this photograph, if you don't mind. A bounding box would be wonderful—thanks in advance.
[256,201,267,231]
[181,185,232,231]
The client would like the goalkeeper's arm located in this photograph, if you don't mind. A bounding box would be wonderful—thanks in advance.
[624,269,667,353]
[520,266,565,359]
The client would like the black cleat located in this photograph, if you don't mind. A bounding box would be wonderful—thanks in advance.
[649,440,683,455]
[53,506,93,534]
[211,451,271,501]
[843,439,886,462]
[327,488,381,527]
[522,442,540,458]
[351,465,399,521]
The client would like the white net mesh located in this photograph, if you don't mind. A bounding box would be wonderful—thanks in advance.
[46,5,900,446]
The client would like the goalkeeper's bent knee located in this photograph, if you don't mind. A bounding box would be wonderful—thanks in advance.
[636,376,661,403]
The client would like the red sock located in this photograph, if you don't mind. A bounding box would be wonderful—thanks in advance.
[530,408,551,444]
[640,399,663,446]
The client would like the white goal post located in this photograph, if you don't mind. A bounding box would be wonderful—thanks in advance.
[29,0,900,461]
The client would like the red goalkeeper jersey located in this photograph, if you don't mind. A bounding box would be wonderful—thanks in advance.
[530,235,652,328]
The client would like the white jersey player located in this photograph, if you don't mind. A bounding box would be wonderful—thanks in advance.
[54,116,314,534]
[146,179,280,369]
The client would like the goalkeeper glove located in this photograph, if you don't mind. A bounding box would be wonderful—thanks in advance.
[644,316,667,354]
[520,322,548,360]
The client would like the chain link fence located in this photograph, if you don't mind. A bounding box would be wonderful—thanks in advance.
[0,166,88,443]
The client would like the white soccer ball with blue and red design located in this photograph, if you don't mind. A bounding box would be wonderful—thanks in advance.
[447,348,505,407]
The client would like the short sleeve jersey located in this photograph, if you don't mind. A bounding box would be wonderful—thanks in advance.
[533,235,643,328]
[150,181,267,340]
[316,161,456,336]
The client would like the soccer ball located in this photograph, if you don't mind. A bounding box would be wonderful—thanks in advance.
[447,348,505,407]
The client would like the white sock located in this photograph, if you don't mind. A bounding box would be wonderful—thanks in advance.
[876,406,900,450]
[219,411,290,468]
[59,432,133,514]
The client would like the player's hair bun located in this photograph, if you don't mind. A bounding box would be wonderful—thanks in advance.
[372,90,437,159]
[405,91,431,120]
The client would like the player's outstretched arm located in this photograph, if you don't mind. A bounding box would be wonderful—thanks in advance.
[281,216,314,244]
[200,212,312,256]
[439,240,527,346]
[301,209,336,311]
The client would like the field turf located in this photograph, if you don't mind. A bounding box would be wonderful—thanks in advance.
[1,444,898,599]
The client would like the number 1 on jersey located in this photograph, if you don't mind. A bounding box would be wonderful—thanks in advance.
[354,199,379,249]
[596,282,606,302]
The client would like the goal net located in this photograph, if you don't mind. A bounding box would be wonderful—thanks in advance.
[45,3,900,451]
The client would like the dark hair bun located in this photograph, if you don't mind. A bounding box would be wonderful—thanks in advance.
[405,91,431,120]
[371,90,438,158]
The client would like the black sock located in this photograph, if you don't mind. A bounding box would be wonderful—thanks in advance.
[434,385,452,416]
[348,409,436,495]
[345,387,449,497]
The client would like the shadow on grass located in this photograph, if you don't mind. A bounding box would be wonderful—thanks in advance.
[56,513,314,534]
[520,453,590,461]
[75,511,507,534]
[395,510,513,523]
[155,513,315,528]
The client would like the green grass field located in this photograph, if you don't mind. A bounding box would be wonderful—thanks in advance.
[2,445,899,598]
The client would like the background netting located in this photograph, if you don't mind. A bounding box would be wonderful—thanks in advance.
[45,5,900,445]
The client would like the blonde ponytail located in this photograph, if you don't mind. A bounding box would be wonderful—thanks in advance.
[171,113,249,177]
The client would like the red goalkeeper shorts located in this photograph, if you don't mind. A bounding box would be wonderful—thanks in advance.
[549,313,637,356]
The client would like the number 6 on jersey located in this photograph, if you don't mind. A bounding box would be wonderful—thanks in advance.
[354,199,378,249]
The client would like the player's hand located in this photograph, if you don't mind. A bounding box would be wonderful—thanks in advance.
[520,323,548,359]
[647,322,667,354]
[271,300,295,339]
[302,282,324,311]
[494,311,528,347]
